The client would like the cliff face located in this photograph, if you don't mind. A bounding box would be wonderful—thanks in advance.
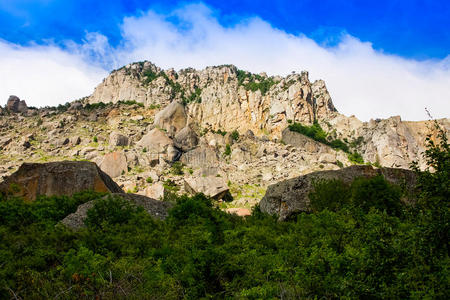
[88,62,337,137]
[88,61,448,169]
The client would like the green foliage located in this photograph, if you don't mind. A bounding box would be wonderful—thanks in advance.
[146,177,153,184]
[0,130,448,298]
[230,130,240,141]
[348,151,364,164]
[236,69,276,95]
[214,129,227,136]
[289,121,328,144]
[117,100,144,107]
[183,87,202,105]
[170,161,184,175]
[141,68,158,85]
[288,121,359,155]
[309,179,351,212]
[224,144,231,156]
[83,102,109,110]
[92,136,98,143]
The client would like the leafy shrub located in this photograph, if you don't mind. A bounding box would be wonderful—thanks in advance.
[224,144,231,156]
[0,132,448,299]
[93,136,98,143]
[170,162,184,175]
[288,121,328,144]
[146,177,153,184]
[141,69,158,85]
[309,179,351,212]
[85,195,143,228]
[348,151,364,164]
[84,102,109,110]
[230,130,240,141]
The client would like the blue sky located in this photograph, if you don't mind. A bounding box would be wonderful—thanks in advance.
[0,0,449,120]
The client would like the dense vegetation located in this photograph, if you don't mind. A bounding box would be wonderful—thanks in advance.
[236,69,276,96]
[288,121,365,164]
[0,124,448,299]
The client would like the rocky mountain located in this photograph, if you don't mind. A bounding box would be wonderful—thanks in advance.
[0,61,448,211]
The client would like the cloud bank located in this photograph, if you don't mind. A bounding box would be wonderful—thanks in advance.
[1,3,449,121]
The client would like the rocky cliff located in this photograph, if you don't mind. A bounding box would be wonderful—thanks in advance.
[0,61,448,211]
[88,61,448,169]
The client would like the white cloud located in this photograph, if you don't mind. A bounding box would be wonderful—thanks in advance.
[0,40,107,107]
[1,3,449,120]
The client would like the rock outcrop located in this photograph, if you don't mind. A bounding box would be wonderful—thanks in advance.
[99,151,128,178]
[61,193,174,230]
[184,176,230,199]
[260,165,417,220]
[154,101,187,137]
[0,161,123,201]
[6,95,28,113]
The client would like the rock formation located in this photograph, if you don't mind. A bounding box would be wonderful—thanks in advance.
[0,61,447,213]
[6,95,28,113]
[259,165,417,220]
[61,193,174,230]
[0,161,123,201]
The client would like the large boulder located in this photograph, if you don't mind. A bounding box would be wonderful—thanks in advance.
[260,165,417,220]
[6,95,28,113]
[180,146,219,169]
[109,131,129,147]
[61,193,174,230]
[281,127,328,153]
[154,101,187,137]
[184,176,229,200]
[137,128,173,153]
[174,126,199,151]
[99,151,128,178]
[0,161,123,201]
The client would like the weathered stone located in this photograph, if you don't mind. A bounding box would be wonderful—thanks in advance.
[61,193,174,230]
[260,165,417,220]
[226,208,251,217]
[6,95,28,113]
[109,131,128,146]
[174,126,198,152]
[184,176,229,199]
[70,136,81,145]
[166,145,181,162]
[99,151,128,178]
[0,161,123,201]
[145,182,165,200]
[180,146,218,169]
[154,101,187,137]
[137,128,173,153]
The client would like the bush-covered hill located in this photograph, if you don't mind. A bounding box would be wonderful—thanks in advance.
[0,124,448,299]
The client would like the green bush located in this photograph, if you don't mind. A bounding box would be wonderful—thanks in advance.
[309,179,351,212]
[0,129,448,298]
[170,161,184,175]
[224,144,231,156]
[348,151,364,164]
[230,130,240,141]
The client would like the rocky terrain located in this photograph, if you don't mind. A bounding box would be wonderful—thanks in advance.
[0,61,448,212]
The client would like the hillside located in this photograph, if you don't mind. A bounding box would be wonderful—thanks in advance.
[0,61,448,210]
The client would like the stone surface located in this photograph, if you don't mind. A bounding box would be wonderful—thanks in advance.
[61,193,174,230]
[260,165,417,220]
[109,131,129,146]
[154,101,187,137]
[137,128,173,153]
[184,176,229,199]
[174,126,199,152]
[145,182,165,200]
[6,95,28,113]
[0,161,123,201]
[99,151,128,178]
[226,207,251,217]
